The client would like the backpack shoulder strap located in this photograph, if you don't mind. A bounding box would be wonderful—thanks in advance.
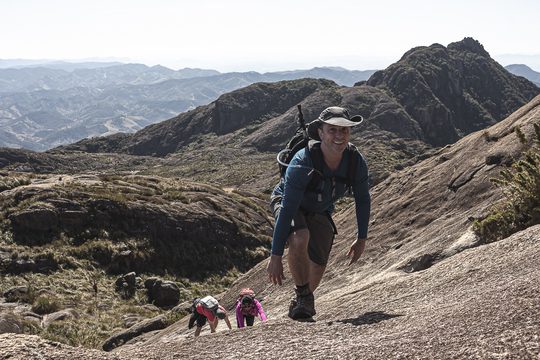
[307,141,325,191]
[345,143,359,190]
[308,141,324,174]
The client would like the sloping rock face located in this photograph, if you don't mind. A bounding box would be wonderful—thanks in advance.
[0,95,539,360]
[121,226,540,360]
[112,95,540,358]
[367,37,539,146]
[0,175,272,277]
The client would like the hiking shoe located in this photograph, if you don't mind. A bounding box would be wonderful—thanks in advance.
[290,292,316,319]
[288,297,297,319]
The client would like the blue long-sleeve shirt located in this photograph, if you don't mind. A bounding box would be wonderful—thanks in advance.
[271,147,371,256]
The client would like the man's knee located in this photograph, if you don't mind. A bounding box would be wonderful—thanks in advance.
[288,229,309,252]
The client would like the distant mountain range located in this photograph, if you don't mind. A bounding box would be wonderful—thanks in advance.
[505,64,540,87]
[0,59,125,70]
[0,63,376,150]
[47,37,538,190]
[66,38,538,153]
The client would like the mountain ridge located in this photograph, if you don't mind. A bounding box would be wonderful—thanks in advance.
[505,63,540,87]
[3,91,537,360]
[0,66,376,151]
[49,37,539,191]
[1,40,540,358]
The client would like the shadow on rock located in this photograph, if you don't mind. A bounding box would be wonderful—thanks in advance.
[334,311,403,326]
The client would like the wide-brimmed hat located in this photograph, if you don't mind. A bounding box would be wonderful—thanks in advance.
[317,106,363,127]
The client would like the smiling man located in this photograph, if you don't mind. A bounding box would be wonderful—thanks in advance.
[267,106,371,320]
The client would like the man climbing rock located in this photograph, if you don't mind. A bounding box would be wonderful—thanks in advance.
[267,106,371,320]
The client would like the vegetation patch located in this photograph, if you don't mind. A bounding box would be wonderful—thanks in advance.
[0,174,272,349]
[474,123,540,242]
[32,293,62,315]
[0,174,32,192]
[1,266,241,349]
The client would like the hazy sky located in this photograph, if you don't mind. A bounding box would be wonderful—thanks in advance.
[1,0,539,72]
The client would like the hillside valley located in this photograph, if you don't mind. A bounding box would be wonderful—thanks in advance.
[12,37,538,193]
[1,38,540,358]
[0,64,375,151]
[2,82,540,360]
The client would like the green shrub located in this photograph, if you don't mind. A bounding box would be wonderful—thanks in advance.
[0,176,31,192]
[40,319,106,349]
[32,294,62,315]
[474,123,540,243]
[68,240,114,265]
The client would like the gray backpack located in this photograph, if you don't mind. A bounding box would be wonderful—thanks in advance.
[199,295,219,314]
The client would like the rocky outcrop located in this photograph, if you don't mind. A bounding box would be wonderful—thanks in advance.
[144,278,180,308]
[42,309,79,328]
[0,313,22,334]
[367,37,539,146]
[102,315,167,351]
[115,272,140,298]
[0,175,273,278]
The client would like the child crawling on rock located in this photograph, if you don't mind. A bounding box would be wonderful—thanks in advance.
[235,288,267,328]
[188,295,232,336]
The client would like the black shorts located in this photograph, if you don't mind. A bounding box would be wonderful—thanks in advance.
[189,312,207,328]
[196,314,207,327]
[272,198,336,266]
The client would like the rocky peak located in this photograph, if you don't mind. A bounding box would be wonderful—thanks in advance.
[447,36,490,57]
[367,38,539,146]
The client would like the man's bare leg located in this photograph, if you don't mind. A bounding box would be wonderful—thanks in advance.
[287,229,327,292]
[287,229,310,286]
[308,262,326,293]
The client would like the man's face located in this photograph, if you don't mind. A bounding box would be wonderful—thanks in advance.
[318,123,350,153]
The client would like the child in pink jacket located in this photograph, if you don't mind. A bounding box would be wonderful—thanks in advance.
[235,289,267,328]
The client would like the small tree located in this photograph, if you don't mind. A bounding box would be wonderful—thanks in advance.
[474,123,540,243]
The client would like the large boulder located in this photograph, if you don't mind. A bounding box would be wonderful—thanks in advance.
[115,272,140,299]
[0,313,22,334]
[3,286,30,303]
[42,309,79,328]
[144,278,180,308]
